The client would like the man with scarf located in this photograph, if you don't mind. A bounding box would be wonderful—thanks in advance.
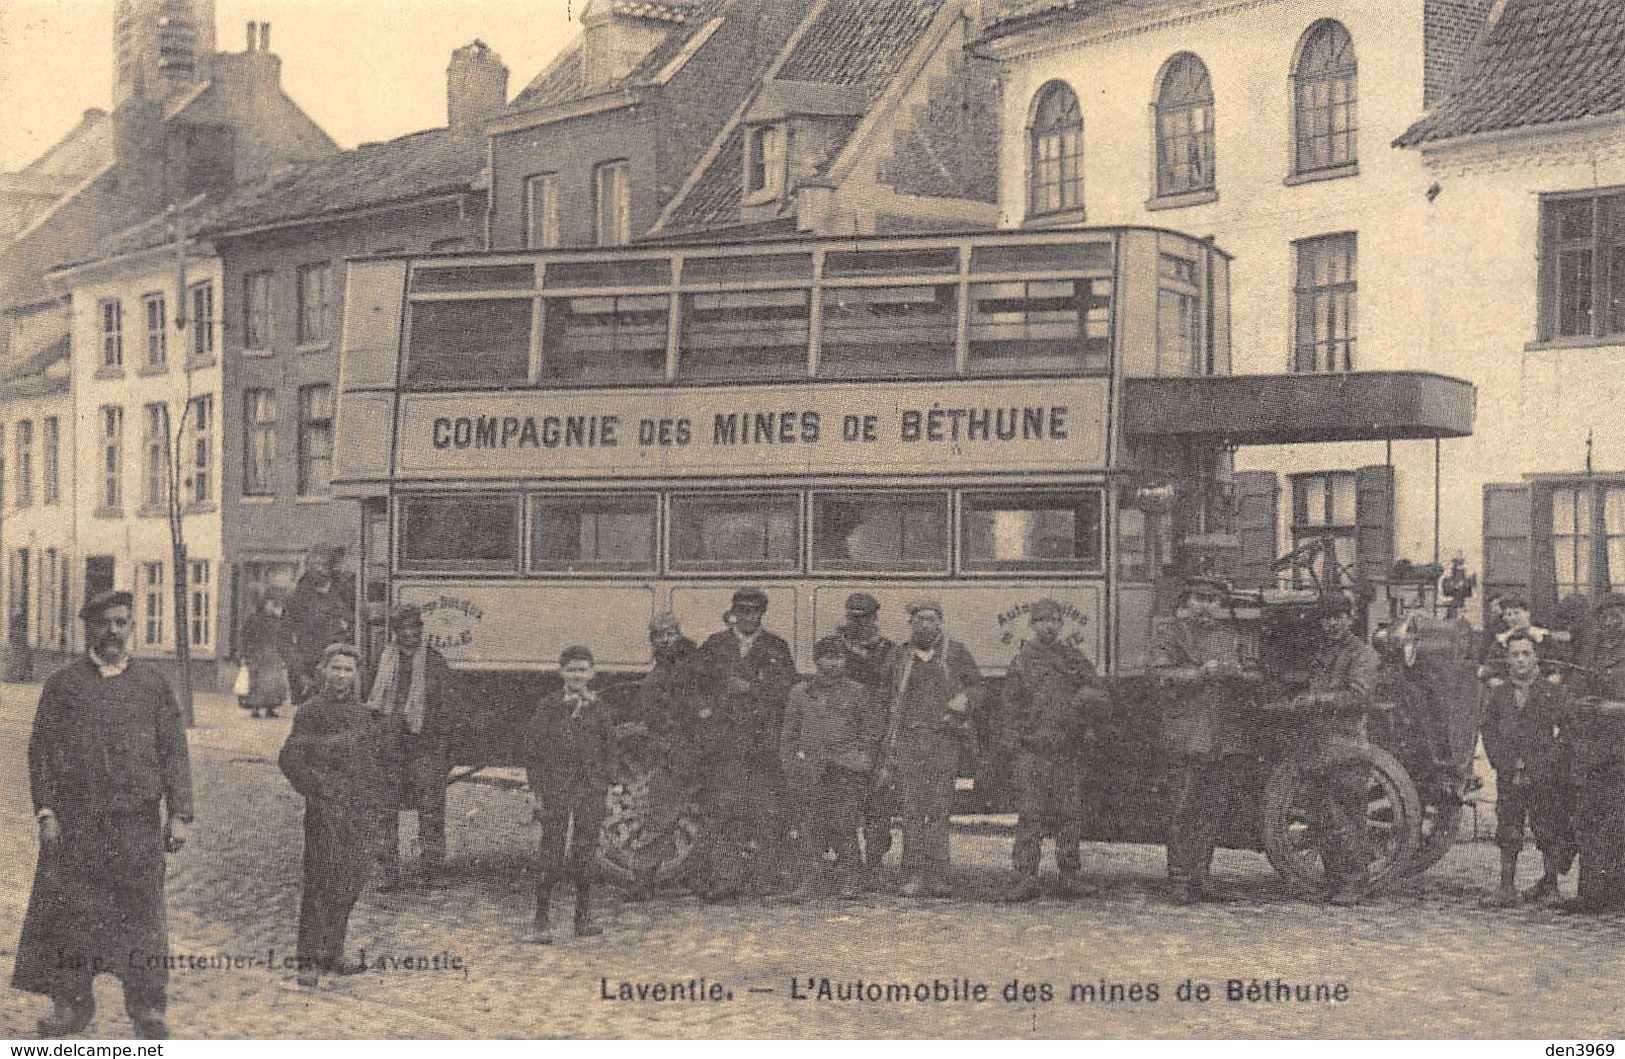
[369,603,455,891]
[279,643,382,986]
[1000,598,1108,901]
[835,592,898,886]
[1565,592,1625,912]
[13,590,193,1039]
[689,588,796,901]
[883,599,982,899]
[1150,576,1260,903]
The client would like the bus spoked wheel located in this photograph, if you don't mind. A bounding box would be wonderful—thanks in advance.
[598,765,705,886]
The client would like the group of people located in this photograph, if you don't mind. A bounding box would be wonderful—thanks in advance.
[15,574,1625,1039]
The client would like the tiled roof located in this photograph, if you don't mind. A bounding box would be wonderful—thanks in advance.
[1396,0,1625,146]
[658,0,947,233]
[73,125,484,265]
[0,332,70,398]
[507,0,721,111]
[978,0,1148,43]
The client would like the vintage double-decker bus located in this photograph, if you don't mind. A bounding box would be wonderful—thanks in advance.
[333,227,1478,891]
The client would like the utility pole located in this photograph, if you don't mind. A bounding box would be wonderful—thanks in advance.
[166,206,196,727]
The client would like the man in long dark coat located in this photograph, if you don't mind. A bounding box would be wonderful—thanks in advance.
[688,588,797,901]
[13,590,194,1040]
[1565,592,1625,912]
[835,592,898,886]
[368,603,456,890]
[284,545,354,703]
[622,613,698,901]
[279,643,382,986]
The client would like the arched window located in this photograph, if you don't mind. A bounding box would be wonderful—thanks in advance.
[1155,54,1215,197]
[1028,81,1083,217]
[1292,20,1357,175]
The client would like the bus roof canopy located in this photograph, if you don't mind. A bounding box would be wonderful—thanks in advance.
[1123,370,1475,445]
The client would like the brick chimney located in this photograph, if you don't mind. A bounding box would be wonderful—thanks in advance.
[447,40,509,133]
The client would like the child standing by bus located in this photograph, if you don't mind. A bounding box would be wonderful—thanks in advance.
[779,636,880,900]
[523,645,616,942]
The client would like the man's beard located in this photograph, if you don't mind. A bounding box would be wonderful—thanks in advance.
[96,633,126,657]
[654,642,683,663]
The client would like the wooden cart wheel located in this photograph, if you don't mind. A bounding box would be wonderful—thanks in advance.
[595,723,706,885]
[1261,743,1423,897]
[1401,786,1462,876]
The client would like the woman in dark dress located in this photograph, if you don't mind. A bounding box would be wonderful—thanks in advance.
[238,595,291,718]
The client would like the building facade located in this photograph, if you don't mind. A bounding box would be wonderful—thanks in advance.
[978,0,1496,591]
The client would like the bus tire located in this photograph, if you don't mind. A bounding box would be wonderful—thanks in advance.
[1261,744,1422,898]
[597,765,706,886]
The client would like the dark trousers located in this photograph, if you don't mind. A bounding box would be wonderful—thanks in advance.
[862,780,896,869]
[536,788,608,881]
[897,730,959,885]
[1494,772,1575,868]
[378,747,449,876]
[1574,760,1625,908]
[1165,755,1242,886]
[1012,749,1083,877]
[1306,759,1372,887]
[788,767,866,880]
[699,752,782,894]
[295,802,372,971]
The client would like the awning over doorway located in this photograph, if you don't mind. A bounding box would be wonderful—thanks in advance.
[1123,370,1475,445]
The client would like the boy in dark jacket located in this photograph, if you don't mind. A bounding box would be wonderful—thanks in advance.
[779,636,881,899]
[1481,632,1574,906]
[523,646,616,942]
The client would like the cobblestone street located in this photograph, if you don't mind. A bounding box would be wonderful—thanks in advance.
[1,683,1621,1040]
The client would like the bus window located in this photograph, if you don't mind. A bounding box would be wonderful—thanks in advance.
[406,299,533,387]
[967,278,1111,374]
[670,493,800,572]
[818,284,957,378]
[529,493,657,573]
[679,289,811,380]
[540,294,668,382]
[961,489,1104,572]
[399,494,521,573]
[811,491,950,573]
[411,264,536,293]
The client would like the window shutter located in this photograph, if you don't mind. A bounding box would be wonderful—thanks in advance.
[1482,482,1540,618]
[1232,470,1279,589]
[1355,464,1395,586]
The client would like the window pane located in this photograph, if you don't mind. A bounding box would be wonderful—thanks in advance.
[399,494,520,572]
[541,294,667,382]
[825,247,959,277]
[819,284,956,377]
[961,490,1103,571]
[967,279,1111,372]
[679,289,810,380]
[670,494,799,572]
[529,494,657,572]
[812,492,949,572]
[413,264,536,293]
[407,298,533,386]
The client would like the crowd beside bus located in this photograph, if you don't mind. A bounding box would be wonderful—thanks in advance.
[14,574,1625,1036]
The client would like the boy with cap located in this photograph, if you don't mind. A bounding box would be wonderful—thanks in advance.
[1000,598,1109,901]
[279,643,383,986]
[523,646,616,942]
[690,588,797,900]
[836,592,898,886]
[780,636,883,899]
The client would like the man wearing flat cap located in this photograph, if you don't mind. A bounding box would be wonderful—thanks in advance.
[623,613,700,901]
[1149,576,1259,903]
[367,602,455,890]
[881,599,982,898]
[1291,593,1381,905]
[689,588,797,900]
[13,590,193,1039]
[1564,592,1625,912]
[1000,598,1108,901]
[279,643,382,986]
[836,592,899,886]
